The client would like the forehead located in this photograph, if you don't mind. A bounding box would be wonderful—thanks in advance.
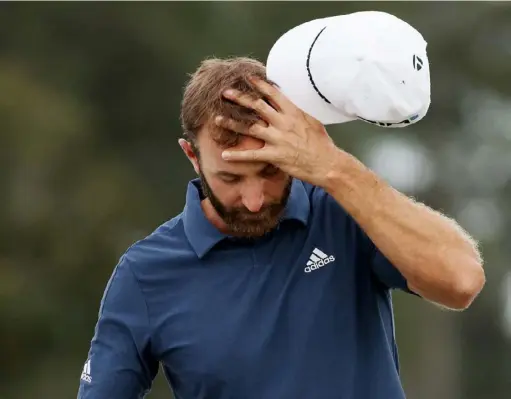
[197,127,267,173]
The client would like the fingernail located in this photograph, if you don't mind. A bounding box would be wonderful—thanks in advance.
[215,115,222,124]
[223,89,234,97]
[222,151,231,159]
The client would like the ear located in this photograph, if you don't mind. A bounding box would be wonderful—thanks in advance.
[179,138,200,175]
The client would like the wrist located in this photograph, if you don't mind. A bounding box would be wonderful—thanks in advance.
[322,150,385,220]
[322,149,354,192]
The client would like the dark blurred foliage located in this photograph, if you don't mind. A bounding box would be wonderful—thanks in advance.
[1,2,510,398]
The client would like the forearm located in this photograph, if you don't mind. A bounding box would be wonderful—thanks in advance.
[323,149,485,309]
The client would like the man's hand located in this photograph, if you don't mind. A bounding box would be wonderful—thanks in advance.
[217,78,484,310]
[216,77,341,188]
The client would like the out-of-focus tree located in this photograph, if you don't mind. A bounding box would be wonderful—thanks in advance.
[0,2,509,399]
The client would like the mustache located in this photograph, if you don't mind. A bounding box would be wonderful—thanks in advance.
[229,203,282,217]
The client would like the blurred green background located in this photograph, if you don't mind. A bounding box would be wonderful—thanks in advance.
[1,2,510,398]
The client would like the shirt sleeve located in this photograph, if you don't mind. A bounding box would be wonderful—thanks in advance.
[370,245,411,292]
[77,256,159,399]
[357,228,416,294]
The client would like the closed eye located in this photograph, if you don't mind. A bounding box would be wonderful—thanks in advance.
[218,172,242,184]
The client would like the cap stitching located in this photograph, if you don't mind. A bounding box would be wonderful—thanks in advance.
[306,26,331,105]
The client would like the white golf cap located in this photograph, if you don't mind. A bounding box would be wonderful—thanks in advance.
[266,11,431,127]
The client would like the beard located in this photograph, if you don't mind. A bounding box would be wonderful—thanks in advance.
[199,170,292,238]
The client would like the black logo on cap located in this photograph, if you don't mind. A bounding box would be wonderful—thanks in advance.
[413,55,423,71]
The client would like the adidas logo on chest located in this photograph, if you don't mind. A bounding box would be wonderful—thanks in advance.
[304,247,335,273]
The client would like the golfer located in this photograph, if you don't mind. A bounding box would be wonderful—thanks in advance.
[78,11,484,399]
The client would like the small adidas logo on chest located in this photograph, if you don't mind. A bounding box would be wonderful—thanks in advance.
[304,247,336,273]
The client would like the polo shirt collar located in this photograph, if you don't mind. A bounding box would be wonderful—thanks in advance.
[182,178,310,258]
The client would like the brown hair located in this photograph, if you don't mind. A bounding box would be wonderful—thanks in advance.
[180,56,271,149]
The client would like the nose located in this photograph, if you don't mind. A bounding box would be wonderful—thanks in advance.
[241,182,265,213]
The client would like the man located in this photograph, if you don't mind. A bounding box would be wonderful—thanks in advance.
[78,15,484,399]
[77,56,484,399]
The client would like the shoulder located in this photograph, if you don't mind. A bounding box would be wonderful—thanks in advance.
[299,180,369,245]
[119,213,194,278]
[300,181,351,222]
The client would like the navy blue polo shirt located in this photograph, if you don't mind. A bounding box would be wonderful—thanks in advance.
[78,178,412,399]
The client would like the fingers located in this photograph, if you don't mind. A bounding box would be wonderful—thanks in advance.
[215,116,273,142]
[223,89,280,125]
[248,77,297,115]
[222,147,273,163]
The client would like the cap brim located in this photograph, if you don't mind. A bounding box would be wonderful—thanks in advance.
[266,16,355,125]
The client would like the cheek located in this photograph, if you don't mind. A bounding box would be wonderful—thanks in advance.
[263,175,290,200]
[208,177,240,204]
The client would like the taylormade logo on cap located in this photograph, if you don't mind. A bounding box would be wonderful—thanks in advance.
[412,54,424,71]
